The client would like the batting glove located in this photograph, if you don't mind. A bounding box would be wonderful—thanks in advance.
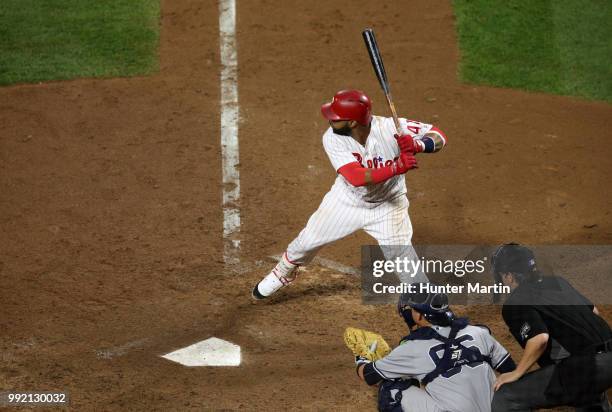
[395,133,425,154]
[393,152,418,175]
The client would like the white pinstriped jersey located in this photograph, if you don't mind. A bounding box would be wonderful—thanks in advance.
[373,325,510,412]
[322,115,435,205]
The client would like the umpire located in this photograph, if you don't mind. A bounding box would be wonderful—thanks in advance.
[490,243,612,411]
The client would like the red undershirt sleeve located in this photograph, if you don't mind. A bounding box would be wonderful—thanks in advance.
[337,162,396,187]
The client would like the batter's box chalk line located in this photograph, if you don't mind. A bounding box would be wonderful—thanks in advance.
[95,338,150,360]
[268,255,360,277]
[161,337,241,367]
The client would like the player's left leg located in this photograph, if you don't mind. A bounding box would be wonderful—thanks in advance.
[252,189,365,299]
[363,195,428,284]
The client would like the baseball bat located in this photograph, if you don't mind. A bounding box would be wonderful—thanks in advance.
[362,28,402,135]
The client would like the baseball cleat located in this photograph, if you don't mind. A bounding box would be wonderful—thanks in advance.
[251,284,266,300]
[251,253,299,300]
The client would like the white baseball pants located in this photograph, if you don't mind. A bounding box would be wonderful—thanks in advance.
[285,188,427,284]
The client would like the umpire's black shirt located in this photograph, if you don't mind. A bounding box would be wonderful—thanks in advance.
[502,275,612,366]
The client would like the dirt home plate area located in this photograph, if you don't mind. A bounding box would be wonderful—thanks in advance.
[1,0,611,410]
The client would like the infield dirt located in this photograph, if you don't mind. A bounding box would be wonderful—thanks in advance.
[1,0,611,410]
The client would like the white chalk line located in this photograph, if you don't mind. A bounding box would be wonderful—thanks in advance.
[97,3,241,366]
[268,255,360,277]
[95,338,150,360]
[219,0,240,264]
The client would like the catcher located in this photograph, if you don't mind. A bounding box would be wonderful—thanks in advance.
[347,286,516,412]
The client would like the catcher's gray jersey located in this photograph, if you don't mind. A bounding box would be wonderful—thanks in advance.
[373,324,510,412]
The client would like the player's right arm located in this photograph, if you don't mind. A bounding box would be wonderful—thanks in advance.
[337,155,416,187]
[323,130,417,187]
[502,305,549,349]
[494,333,549,391]
[494,305,550,390]
[478,326,516,373]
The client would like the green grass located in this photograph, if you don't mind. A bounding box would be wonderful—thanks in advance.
[453,0,612,103]
[0,0,159,86]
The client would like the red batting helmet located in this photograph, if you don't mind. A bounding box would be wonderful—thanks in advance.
[321,89,372,126]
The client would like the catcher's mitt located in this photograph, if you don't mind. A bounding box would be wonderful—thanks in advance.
[343,327,391,362]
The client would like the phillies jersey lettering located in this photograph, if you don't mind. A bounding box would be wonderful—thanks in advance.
[323,116,433,204]
[351,152,397,169]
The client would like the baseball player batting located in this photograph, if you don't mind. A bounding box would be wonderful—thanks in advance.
[252,89,447,299]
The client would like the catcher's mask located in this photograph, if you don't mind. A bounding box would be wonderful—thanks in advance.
[397,283,455,328]
[491,243,541,302]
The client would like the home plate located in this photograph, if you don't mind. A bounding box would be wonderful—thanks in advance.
[161,337,241,366]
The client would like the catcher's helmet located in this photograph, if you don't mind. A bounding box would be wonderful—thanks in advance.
[321,89,372,126]
[398,283,454,327]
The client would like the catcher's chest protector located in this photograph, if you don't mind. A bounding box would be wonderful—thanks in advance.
[401,323,491,385]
